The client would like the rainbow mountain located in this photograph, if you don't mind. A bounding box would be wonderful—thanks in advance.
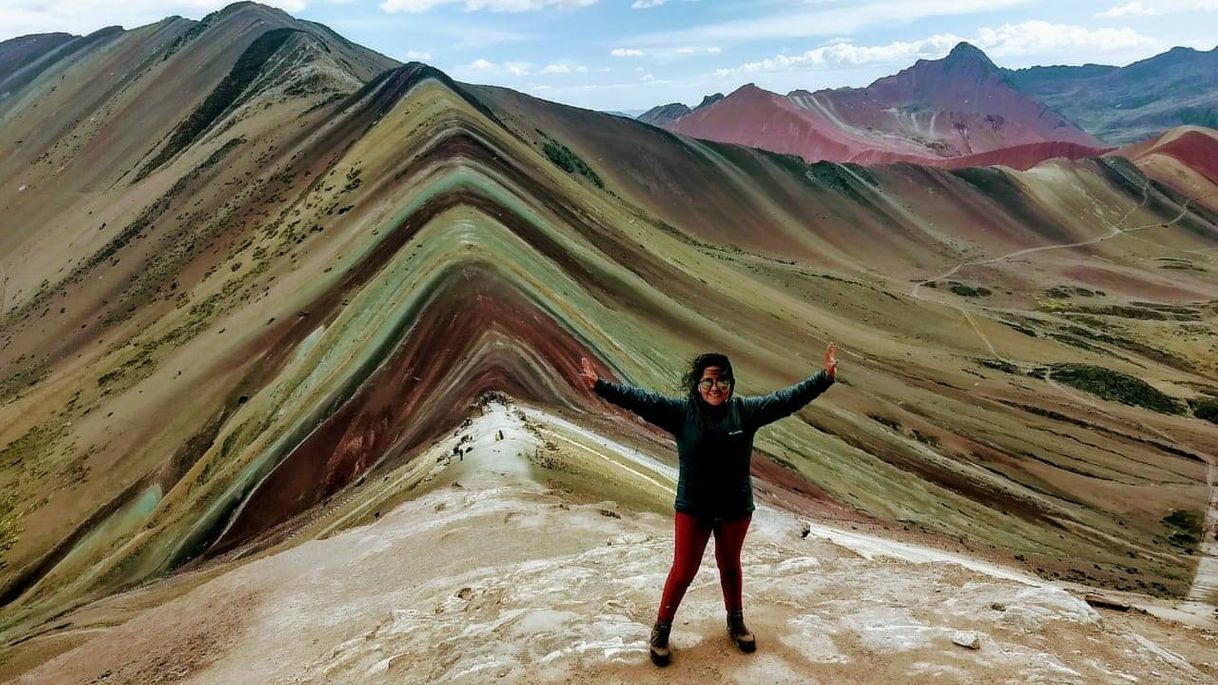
[1,3,1217,680]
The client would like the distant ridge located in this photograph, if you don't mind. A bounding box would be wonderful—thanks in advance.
[1006,45,1218,144]
[654,42,1101,168]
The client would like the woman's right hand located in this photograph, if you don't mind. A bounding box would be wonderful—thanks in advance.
[578,356,599,389]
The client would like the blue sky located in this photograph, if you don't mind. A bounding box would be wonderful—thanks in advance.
[3,1,1217,111]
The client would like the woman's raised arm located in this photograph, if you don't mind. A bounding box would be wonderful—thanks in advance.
[739,343,837,429]
[580,356,685,434]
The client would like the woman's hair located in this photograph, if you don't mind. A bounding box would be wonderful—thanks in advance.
[680,352,735,402]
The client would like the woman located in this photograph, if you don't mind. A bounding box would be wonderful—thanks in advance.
[577,343,838,666]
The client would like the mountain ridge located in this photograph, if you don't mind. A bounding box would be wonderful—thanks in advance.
[1005,45,1218,143]
[641,41,1218,167]
[650,41,1104,169]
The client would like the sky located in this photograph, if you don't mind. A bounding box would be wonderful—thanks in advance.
[2,0,1217,111]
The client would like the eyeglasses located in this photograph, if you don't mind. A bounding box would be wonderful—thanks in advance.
[698,379,732,392]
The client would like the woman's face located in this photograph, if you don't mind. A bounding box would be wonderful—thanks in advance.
[698,366,732,406]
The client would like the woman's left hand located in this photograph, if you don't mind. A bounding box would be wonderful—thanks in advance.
[825,342,837,379]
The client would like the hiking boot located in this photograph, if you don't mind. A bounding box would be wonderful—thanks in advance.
[726,610,756,653]
[649,619,672,666]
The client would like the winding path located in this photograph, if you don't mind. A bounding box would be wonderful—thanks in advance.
[903,183,1218,608]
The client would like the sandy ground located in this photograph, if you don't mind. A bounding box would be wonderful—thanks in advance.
[8,398,1217,684]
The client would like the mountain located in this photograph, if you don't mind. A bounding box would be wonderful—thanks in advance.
[0,33,74,86]
[1120,125,1218,186]
[1,4,1217,680]
[638,93,723,127]
[1006,45,1218,145]
[604,107,649,118]
[637,101,691,127]
[656,42,1105,169]
[0,1,397,195]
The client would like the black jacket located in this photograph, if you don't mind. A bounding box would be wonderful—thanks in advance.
[593,369,835,519]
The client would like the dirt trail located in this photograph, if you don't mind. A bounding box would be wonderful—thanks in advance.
[904,183,1218,612]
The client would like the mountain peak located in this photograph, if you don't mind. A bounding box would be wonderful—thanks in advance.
[944,42,996,70]
[637,101,691,126]
[1156,45,1202,63]
[730,82,770,97]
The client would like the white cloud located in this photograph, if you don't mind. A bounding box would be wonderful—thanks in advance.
[462,57,497,70]
[714,34,966,77]
[454,58,537,76]
[539,62,589,74]
[1097,0,1218,15]
[618,44,721,63]
[380,0,597,13]
[1097,2,1157,17]
[641,72,656,81]
[404,49,432,59]
[975,21,1152,57]
[623,0,1038,47]
[714,21,1154,77]
[631,0,701,7]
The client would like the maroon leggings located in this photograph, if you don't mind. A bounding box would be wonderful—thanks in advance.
[657,511,752,623]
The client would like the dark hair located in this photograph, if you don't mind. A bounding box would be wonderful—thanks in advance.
[680,352,735,403]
